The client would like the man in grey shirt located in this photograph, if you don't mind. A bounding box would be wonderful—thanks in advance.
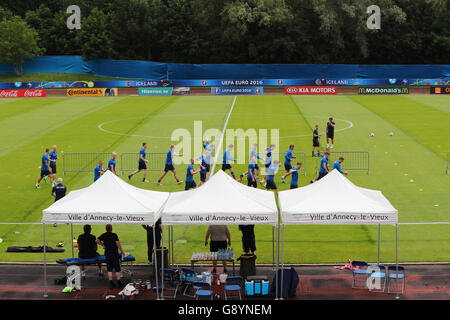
[205,225,231,274]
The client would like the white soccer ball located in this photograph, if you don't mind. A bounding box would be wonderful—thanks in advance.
[389,132,394,136]
[370,133,375,137]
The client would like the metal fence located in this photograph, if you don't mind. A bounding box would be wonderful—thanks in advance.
[315,151,370,174]
[120,152,167,175]
[62,152,112,176]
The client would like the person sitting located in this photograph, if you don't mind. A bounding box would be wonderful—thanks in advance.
[77,224,103,279]
[96,224,126,289]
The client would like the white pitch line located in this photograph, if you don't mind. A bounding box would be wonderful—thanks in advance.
[209,96,237,179]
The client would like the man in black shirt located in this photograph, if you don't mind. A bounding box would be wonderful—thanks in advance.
[96,224,126,289]
[238,225,256,254]
[312,124,321,157]
[142,218,162,265]
[51,178,66,202]
[326,117,336,149]
[77,224,103,279]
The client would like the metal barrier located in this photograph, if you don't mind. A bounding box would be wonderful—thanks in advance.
[120,152,167,175]
[63,152,112,176]
[315,151,370,174]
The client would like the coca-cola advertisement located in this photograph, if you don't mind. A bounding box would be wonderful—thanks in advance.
[0,89,46,98]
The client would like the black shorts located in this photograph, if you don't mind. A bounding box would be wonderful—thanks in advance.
[254,164,259,171]
[105,254,121,272]
[200,173,206,182]
[222,164,232,171]
[50,164,56,174]
[266,180,277,190]
[164,164,175,172]
[185,180,196,190]
[242,237,256,253]
[318,171,328,180]
[205,165,210,173]
[290,184,298,189]
[265,163,271,168]
[139,161,147,170]
[284,164,292,171]
[247,177,257,188]
[327,133,334,139]
[313,139,320,147]
[210,240,227,252]
[40,170,50,177]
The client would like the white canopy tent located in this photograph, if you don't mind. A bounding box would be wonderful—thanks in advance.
[41,170,170,298]
[160,170,280,298]
[278,170,400,297]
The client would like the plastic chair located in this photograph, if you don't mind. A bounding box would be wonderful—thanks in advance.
[367,265,387,292]
[351,261,368,289]
[181,268,197,297]
[162,268,180,299]
[224,276,243,300]
[193,281,213,300]
[387,265,405,295]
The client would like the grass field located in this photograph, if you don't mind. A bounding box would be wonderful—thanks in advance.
[0,94,449,264]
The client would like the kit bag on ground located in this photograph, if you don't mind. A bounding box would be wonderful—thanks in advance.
[237,253,256,279]
[269,267,299,298]
[7,246,64,253]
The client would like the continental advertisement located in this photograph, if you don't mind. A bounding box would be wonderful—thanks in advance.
[358,86,410,95]
[67,88,118,97]
[430,86,450,94]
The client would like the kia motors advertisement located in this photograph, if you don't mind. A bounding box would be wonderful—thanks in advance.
[0,89,46,98]
[285,86,337,95]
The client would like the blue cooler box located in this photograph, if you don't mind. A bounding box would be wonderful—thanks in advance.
[245,280,269,296]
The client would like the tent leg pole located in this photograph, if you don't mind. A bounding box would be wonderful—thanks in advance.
[272,226,275,271]
[153,226,159,300]
[71,223,74,258]
[377,224,380,265]
[161,226,165,300]
[167,225,171,266]
[43,223,48,298]
[275,223,280,300]
[281,224,285,300]
[171,226,175,266]
[395,224,400,299]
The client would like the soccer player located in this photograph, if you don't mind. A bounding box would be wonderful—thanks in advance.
[51,178,67,202]
[261,144,275,186]
[326,117,336,149]
[128,142,149,182]
[108,152,118,176]
[333,157,348,175]
[318,152,330,180]
[49,145,58,185]
[266,160,280,194]
[240,144,263,181]
[312,125,321,157]
[281,144,296,183]
[94,161,105,182]
[157,145,183,185]
[222,144,237,180]
[197,150,210,187]
[247,156,257,188]
[185,158,200,190]
[284,162,302,189]
[36,148,52,189]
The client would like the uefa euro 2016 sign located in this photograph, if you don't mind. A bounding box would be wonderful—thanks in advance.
[211,87,264,95]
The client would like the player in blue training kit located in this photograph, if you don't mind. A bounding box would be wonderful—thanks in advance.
[36,148,52,189]
[158,144,183,185]
[240,144,263,182]
[222,144,237,180]
[261,144,275,186]
[333,157,348,175]
[185,158,200,190]
[108,152,118,176]
[281,144,296,183]
[318,152,330,180]
[128,142,149,182]
[94,161,105,181]
[247,156,258,188]
[265,160,280,193]
[197,150,211,187]
[49,145,58,186]
[284,162,302,189]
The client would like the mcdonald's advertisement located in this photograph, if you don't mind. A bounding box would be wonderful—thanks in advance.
[358,86,410,95]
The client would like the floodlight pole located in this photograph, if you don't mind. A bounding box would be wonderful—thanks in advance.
[43,223,48,298]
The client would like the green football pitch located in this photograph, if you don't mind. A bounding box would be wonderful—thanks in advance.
[0,94,449,264]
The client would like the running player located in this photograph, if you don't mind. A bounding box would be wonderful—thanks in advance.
[284,162,302,189]
[318,152,330,180]
[266,160,280,194]
[94,161,105,182]
[222,144,237,180]
[185,158,200,190]
[247,156,257,188]
[261,144,275,186]
[281,144,296,183]
[333,157,348,175]
[326,117,336,149]
[36,148,52,189]
[197,150,210,187]
[108,152,118,176]
[157,145,183,185]
[240,144,263,181]
[49,145,58,185]
[128,142,149,182]
[312,125,321,157]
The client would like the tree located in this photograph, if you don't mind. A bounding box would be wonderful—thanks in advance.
[0,16,42,74]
